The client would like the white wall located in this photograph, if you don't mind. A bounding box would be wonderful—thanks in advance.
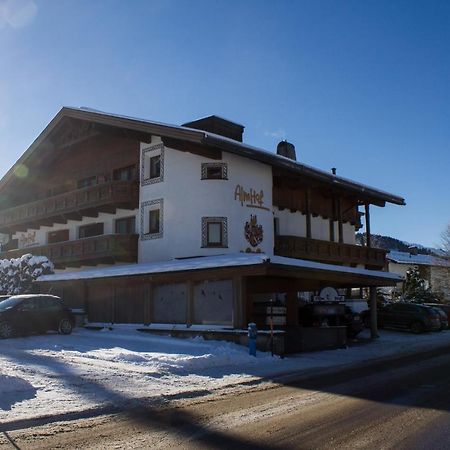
[274,207,356,244]
[139,138,274,262]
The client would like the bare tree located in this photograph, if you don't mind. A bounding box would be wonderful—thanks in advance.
[441,223,450,257]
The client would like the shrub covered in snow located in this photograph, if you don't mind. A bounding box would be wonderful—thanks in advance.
[0,254,54,295]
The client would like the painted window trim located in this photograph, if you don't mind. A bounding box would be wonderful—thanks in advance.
[141,143,164,186]
[141,199,164,240]
[201,216,228,248]
[201,162,228,180]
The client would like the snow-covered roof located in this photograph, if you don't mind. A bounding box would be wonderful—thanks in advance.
[0,107,405,206]
[387,251,450,268]
[37,253,402,283]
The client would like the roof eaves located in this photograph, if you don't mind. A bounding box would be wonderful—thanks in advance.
[203,133,406,206]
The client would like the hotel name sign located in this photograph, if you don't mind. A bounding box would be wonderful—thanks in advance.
[234,184,270,211]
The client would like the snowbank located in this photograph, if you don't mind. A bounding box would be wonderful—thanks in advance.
[1,326,450,424]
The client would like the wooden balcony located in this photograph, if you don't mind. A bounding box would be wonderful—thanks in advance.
[274,235,387,269]
[0,181,139,233]
[0,234,138,269]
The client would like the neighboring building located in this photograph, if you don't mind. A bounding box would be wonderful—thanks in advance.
[387,250,450,302]
[0,107,405,350]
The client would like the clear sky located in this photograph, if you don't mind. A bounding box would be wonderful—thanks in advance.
[0,0,449,248]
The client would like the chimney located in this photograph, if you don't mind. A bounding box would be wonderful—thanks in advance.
[331,167,337,175]
[182,115,244,142]
[277,140,296,161]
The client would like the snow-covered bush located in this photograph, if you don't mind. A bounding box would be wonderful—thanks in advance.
[0,254,54,295]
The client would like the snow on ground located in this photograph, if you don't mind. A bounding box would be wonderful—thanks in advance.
[1,326,450,424]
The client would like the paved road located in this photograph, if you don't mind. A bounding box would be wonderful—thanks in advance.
[2,347,450,449]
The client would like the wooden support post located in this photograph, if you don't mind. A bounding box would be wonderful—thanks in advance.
[286,291,298,326]
[338,198,344,244]
[233,276,246,329]
[305,188,312,239]
[186,280,194,327]
[369,286,378,339]
[365,203,371,248]
[144,283,153,325]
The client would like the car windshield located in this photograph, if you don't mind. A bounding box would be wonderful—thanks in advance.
[0,297,23,311]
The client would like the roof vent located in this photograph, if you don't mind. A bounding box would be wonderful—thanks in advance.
[182,115,244,142]
[277,140,296,161]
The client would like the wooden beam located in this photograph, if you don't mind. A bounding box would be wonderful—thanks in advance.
[369,286,378,339]
[365,203,371,248]
[305,188,312,239]
[338,197,344,244]
[186,280,194,326]
[232,275,246,329]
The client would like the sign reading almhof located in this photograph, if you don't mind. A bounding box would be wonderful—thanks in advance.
[234,184,269,211]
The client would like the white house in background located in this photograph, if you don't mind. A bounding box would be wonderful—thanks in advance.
[387,250,450,301]
[0,108,405,352]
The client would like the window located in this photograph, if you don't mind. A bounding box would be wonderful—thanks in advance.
[201,163,228,180]
[141,144,164,185]
[77,176,97,189]
[113,165,136,181]
[48,229,69,244]
[202,217,228,248]
[79,223,104,239]
[140,199,163,240]
[115,217,136,234]
[149,156,161,179]
[149,209,160,234]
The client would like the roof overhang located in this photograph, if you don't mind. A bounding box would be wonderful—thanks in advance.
[1,107,405,207]
[37,253,403,288]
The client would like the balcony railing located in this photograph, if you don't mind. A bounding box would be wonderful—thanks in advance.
[274,235,387,268]
[0,234,138,269]
[0,181,139,233]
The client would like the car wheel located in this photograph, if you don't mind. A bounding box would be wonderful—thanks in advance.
[410,321,424,334]
[58,318,73,335]
[0,322,14,339]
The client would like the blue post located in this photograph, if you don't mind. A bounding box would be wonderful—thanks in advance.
[248,322,257,356]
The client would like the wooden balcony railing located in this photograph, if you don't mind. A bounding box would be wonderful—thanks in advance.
[0,181,139,233]
[0,234,138,269]
[274,235,387,269]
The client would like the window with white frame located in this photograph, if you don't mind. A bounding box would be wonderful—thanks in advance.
[201,217,228,248]
[141,143,164,185]
[141,199,163,240]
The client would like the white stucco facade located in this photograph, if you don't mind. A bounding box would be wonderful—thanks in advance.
[138,137,274,263]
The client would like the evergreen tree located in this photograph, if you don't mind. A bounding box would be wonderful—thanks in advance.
[402,267,437,303]
[0,254,54,295]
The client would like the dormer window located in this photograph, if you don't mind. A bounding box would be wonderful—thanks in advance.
[201,163,228,180]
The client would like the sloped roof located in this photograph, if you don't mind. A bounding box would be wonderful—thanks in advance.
[37,252,402,285]
[387,251,450,268]
[1,107,405,206]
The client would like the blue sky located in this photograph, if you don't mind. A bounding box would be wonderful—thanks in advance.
[0,0,449,248]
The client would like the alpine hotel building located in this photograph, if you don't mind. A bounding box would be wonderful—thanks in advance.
[0,108,405,351]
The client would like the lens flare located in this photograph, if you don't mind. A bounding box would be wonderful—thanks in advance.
[14,164,29,179]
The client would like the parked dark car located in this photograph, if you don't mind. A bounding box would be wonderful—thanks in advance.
[0,294,75,339]
[362,302,441,333]
[430,307,448,330]
[425,303,450,324]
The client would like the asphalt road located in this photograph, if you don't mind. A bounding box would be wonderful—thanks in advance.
[2,346,450,449]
